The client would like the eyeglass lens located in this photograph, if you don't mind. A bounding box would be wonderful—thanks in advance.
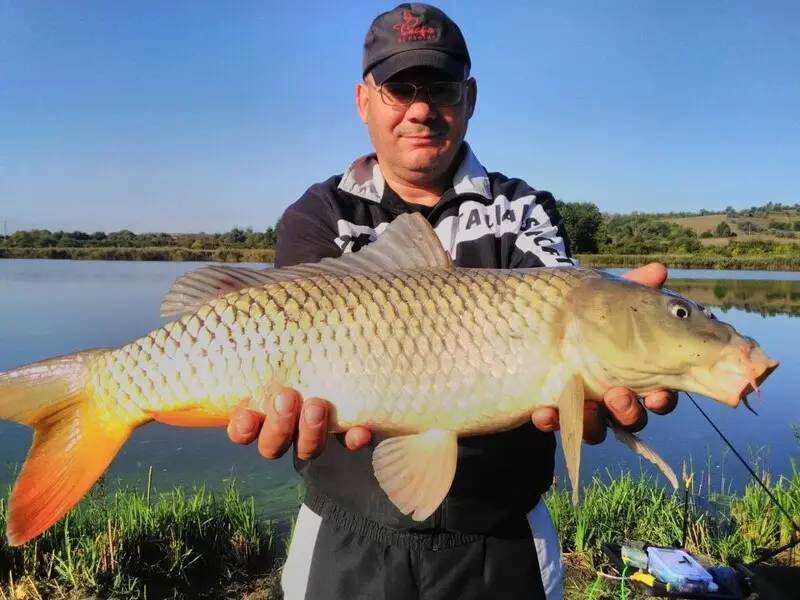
[381,82,463,106]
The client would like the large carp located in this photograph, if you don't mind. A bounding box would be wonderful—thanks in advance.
[0,213,778,546]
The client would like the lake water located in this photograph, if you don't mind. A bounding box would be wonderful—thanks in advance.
[1,259,799,526]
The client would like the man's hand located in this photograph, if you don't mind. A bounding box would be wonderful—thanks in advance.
[226,389,372,460]
[530,262,679,444]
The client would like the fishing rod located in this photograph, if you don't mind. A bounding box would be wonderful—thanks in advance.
[683,391,800,567]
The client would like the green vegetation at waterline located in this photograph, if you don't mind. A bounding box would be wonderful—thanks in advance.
[0,469,283,599]
[576,253,800,271]
[550,466,799,568]
[2,462,798,599]
[0,245,275,263]
[556,466,800,600]
[5,246,800,270]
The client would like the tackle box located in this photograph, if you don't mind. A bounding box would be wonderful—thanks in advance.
[601,542,742,599]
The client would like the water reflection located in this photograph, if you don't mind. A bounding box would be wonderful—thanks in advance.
[667,278,800,318]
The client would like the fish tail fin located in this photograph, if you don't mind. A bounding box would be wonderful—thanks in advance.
[611,425,679,490]
[0,349,136,546]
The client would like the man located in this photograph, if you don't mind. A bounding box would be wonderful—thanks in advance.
[227,4,677,599]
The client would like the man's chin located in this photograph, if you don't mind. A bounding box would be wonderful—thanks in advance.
[401,147,447,172]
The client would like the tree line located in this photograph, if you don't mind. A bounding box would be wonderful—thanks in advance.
[556,201,800,257]
[3,201,799,258]
[1,225,279,251]
[557,201,703,255]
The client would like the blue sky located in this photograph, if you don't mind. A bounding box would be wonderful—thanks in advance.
[2,1,798,234]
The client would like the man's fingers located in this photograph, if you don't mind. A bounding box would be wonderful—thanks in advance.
[227,407,266,445]
[344,427,372,450]
[531,403,608,444]
[295,398,330,460]
[582,401,607,445]
[531,407,559,432]
[603,387,647,432]
[644,389,679,415]
[620,262,668,289]
[256,389,302,459]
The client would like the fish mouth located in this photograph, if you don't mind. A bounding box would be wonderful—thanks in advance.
[694,340,779,408]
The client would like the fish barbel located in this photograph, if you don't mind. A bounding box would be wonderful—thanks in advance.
[0,213,779,546]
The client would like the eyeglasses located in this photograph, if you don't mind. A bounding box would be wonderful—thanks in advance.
[375,81,466,107]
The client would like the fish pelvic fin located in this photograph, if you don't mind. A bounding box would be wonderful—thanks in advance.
[0,350,136,546]
[372,429,458,522]
[611,426,679,490]
[147,405,233,428]
[558,374,586,506]
[160,212,454,319]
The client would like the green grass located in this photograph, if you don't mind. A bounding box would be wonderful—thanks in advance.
[555,458,800,600]
[1,461,798,599]
[0,467,281,599]
[550,465,799,564]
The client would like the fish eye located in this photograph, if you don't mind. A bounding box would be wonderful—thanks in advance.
[669,301,691,319]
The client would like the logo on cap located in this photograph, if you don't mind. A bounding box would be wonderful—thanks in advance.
[392,9,437,43]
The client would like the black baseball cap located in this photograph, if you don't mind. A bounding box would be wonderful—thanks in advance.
[362,3,471,84]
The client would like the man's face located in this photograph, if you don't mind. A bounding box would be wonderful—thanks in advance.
[356,66,476,183]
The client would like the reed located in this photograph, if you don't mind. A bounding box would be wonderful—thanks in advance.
[0,468,280,599]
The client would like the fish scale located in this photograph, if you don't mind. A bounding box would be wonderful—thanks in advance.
[86,268,577,436]
[0,212,779,545]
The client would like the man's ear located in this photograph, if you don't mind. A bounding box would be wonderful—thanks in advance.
[465,77,477,119]
[356,79,370,124]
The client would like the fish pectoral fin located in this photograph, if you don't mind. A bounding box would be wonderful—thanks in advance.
[372,429,458,522]
[611,425,679,490]
[558,375,585,506]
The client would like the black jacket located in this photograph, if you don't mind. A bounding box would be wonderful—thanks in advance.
[274,143,577,539]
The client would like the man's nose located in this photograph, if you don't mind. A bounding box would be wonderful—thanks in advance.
[405,96,437,120]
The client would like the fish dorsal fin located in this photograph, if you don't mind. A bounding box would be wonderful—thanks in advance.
[159,212,452,318]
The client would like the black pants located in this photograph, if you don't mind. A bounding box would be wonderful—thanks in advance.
[282,505,548,600]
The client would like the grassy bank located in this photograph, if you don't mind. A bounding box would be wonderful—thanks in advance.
[576,253,800,270]
[0,469,283,600]
[550,466,800,599]
[1,463,798,600]
[0,246,275,263]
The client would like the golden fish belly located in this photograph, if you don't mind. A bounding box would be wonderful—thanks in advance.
[87,267,583,435]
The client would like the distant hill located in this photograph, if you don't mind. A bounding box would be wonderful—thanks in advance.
[658,204,800,246]
[553,201,800,260]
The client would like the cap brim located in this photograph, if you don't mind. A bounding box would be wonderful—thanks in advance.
[368,49,467,84]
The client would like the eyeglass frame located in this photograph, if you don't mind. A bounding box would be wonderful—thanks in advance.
[370,80,469,108]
